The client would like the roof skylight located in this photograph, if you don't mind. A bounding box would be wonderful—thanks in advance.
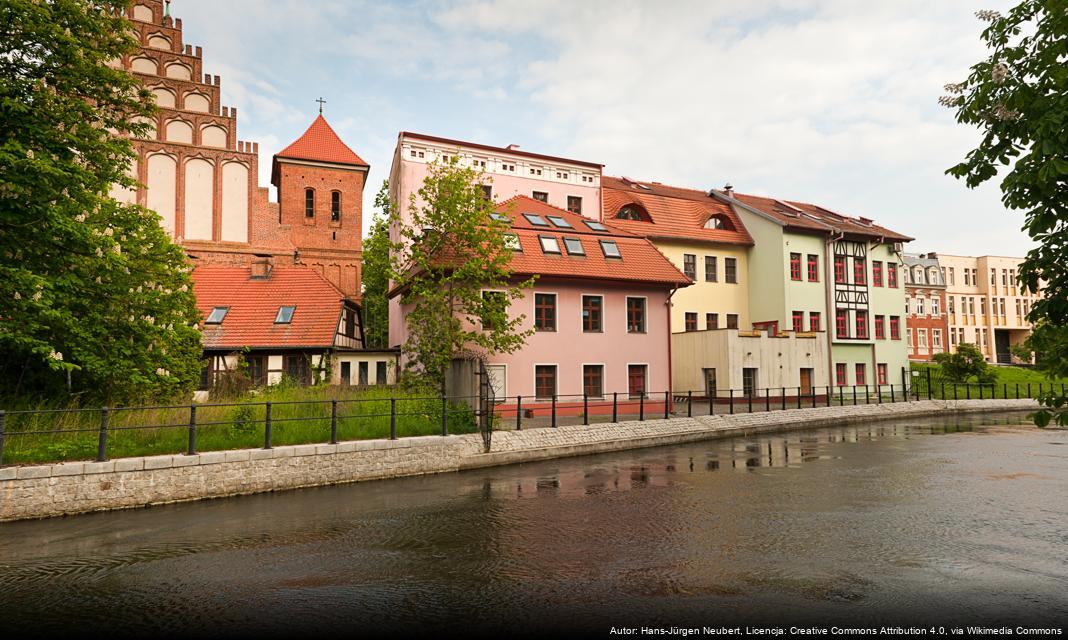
[523,213,549,227]
[563,237,585,256]
[583,220,608,232]
[490,213,511,223]
[547,215,572,228]
[599,240,621,259]
[275,305,295,324]
[206,306,228,324]
[539,236,560,254]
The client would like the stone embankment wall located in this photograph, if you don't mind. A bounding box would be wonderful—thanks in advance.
[0,399,1038,522]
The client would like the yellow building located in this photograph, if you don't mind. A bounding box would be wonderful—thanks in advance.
[602,177,753,333]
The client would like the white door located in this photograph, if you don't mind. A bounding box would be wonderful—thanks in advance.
[486,365,507,403]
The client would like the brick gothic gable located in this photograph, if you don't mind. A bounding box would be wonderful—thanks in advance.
[116,1,368,299]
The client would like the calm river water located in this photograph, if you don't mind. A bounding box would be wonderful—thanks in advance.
[1,412,1066,637]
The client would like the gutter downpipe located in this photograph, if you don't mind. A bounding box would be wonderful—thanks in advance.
[666,284,680,398]
[824,230,845,387]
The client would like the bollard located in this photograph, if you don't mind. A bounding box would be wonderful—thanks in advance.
[583,394,589,426]
[639,393,644,421]
[389,398,397,440]
[687,390,693,418]
[613,392,618,423]
[330,400,338,444]
[97,407,109,462]
[664,391,670,419]
[552,395,557,428]
[187,404,197,455]
[729,389,734,415]
[264,402,273,449]
[516,395,522,431]
[442,397,449,436]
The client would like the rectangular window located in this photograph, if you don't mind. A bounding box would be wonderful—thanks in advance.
[742,368,758,397]
[685,312,697,332]
[887,263,898,288]
[855,310,868,339]
[206,306,228,324]
[933,329,942,349]
[340,361,351,386]
[284,355,310,385]
[376,361,387,385]
[853,258,866,285]
[964,269,971,286]
[917,297,925,315]
[305,189,315,218]
[855,363,866,386]
[331,191,341,222]
[583,364,604,399]
[627,297,646,333]
[836,309,849,338]
[531,191,548,203]
[599,240,621,258]
[567,196,582,215]
[932,297,941,315]
[809,312,821,332]
[275,305,295,324]
[582,295,603,332]
[835,363,847,387]
[705,256,717,282]
[547,215,572,228]
[807,254,819,281]
[535,365,557,400]
[480,185,493,200]
[877,363,888,385]
[539,236,560,254]
[792,310,804,333]
[991,268,997,285]
[628,364,647,399]
[358,361,369,385]
[872,261,883,287]
[683,254,696,280]
[724,258,738,283]
[790,253,802,281]
[889,316,901,340]
[523,213,549,226]
[563,237,585,255]
[918,329,928,348]
[706,313,718,330]
[247,355,267,386]
[875,315,885,339]
[834,256,846,283]
[949,267,955,285]
[726,314,739,329]
[534,293,556,331]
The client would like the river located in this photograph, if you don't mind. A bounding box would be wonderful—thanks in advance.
[1,412,1065,637]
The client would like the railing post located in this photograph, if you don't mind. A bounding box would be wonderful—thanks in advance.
[852,385,857,406]
[1027,382,1032,398]
[664,391,670,420]
[552,394,557,428]
[827,385,832,407]
[865,385,870,405]
[877,384,882,404]
[515,395,522,431]
[926,368,933,400]
[264,401,272,449]
[941,382,945,400]
[765,387,770,413]
[838,386,844,406]
[966,384,971,400]
[890,384,896,403]
[612,392,618,422]
[442,397,449,436]
[0,410,6,467]
[639,393,644,421]
[1002,383,1007,400]
[901,369,909,402]
[187,404,197,455]
[728,389,734,415]
[978,384,984,400]
[782,387,787,411]
[97,407,109,462]
[747,388,753,413]
[390,398,397,440]
[583,393,589,426]
[798,386,803,410]
[330,400,338,444]
[687,390,693,417]
[709,390,714,416]
[1015,382,1019,399]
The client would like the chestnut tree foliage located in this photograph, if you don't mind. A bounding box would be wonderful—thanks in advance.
[944,3,1068,426]
[0,0,202,404]
[389,159,534,396]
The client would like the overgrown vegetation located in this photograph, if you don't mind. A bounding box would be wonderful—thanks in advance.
[931,343,996,383]
[361,183,392,349]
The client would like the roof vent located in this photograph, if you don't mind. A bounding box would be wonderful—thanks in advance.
[250,256,273,280]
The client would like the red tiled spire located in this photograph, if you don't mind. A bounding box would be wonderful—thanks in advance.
[276,115,367,166]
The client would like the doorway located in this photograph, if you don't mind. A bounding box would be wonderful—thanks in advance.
[800,368,813,396]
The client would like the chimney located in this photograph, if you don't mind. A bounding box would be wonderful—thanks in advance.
[250,255,273,280]
[927,251,938,259]
[723,183,734,197]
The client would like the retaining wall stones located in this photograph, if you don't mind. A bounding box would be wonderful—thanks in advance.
[0,399,1039,522]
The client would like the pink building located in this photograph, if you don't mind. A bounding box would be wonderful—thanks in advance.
[388,197,691,414]
[387,132,605,350]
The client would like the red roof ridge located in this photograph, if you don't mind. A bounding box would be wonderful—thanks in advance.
[275,115,367,166]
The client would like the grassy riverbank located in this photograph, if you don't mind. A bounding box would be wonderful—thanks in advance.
[1,385,477,466]
[910,362,1068,399]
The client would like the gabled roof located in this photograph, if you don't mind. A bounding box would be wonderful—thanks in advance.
[399,131,603,169]
[275,115,367,167]
[602,176,754,245]
[192,265,346,350]
[722,191,914,242]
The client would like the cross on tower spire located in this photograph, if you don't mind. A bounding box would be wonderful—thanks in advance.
[316,97,326,114]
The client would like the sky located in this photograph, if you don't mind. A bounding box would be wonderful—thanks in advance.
[173,0,1029,256]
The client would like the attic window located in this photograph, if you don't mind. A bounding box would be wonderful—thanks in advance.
[490,213,511,223]
[599,240,621,259]
[275,305,295,324]
[523,213,549,227]
[504,233,521,251]
[584,220,607,232]
[205,306,228,324]
[704,214,733,231]
[539,236,560,254]
[563,237,585,256]
[616,205,649,222]
[547,215,572,228]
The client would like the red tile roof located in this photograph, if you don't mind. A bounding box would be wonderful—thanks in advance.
[601,176,754,246]
[192,265,345,350]
[276,115,367,166]
[726,191,913,242]
[400,131,603,169]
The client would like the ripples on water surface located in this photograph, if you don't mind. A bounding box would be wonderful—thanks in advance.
[1,412,1066,637]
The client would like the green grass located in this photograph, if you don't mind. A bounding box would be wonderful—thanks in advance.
[0,385,476,466]
[910,362,1068,399]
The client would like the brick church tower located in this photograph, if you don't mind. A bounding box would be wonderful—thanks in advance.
[271,115,369,299]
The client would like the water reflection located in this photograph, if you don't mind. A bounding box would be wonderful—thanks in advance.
[0,411,1062,636]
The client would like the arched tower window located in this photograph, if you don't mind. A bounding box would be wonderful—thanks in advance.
[331,191,341,222]
[305,188,315,218]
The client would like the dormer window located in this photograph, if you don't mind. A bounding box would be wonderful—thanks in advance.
[331,191,341,222]
[616,205,649,222]
[305,188,315,218]
[275,305,295,324]
[704,214,733,230]
[205,306,228,324]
